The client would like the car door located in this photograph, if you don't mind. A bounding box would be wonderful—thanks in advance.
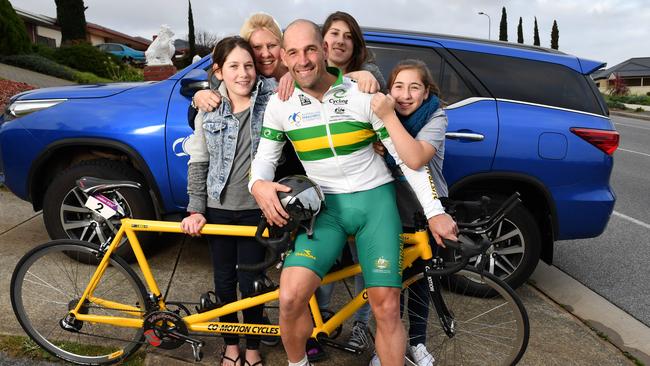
[165,57,212,208]
[365,36,499,188]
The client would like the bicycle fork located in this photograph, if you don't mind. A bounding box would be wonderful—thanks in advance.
[424,258,456,338]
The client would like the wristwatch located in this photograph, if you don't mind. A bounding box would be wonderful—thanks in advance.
[190,96,197,110]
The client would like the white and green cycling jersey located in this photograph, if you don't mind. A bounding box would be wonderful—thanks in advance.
[249,68,444,219]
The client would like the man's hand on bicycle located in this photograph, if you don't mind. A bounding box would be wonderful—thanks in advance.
[251,180,291,227]
[181,213,207,237]
[428,213,458,247]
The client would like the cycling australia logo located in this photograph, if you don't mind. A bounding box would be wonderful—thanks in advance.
[173,134,192,157]
[329,89,348,106]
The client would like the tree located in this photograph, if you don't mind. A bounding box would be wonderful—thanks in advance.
[499,7,508,41]
[187,0,196,58]
[533,17,540,46]
[607,73,629,96]
[517,17,523,44]
[194,29,218,56]
[55,0,87,44]
[550,20,559,49]
[0,0,32,55]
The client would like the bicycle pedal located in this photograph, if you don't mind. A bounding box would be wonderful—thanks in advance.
[318,337,364,355]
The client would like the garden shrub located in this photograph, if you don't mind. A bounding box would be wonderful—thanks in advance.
[31,44,57,60]
[0,54,75,80]
[54,43,123,79]
[0,0,31,55]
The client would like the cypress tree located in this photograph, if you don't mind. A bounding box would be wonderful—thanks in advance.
[499,7,508,41]
[533,17,540,46]
[55,0,87,44]
[188,0,196,58]
[0,0,32,55]
[551,20,559,49]
[517,17,523,44]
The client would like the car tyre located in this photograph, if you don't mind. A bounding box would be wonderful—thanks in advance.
[448,195,541,292]
[42,159,156,262]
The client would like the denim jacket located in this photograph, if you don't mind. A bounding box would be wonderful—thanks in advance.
[186,76,276,213]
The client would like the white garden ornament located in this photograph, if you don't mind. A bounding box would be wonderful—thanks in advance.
[145,25,176,66]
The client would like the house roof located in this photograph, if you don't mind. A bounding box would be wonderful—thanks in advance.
[14,7,57,27]
[14,6,150,50]
[592,57,650,80]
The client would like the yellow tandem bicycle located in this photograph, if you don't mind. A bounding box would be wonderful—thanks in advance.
[10,178,529,365]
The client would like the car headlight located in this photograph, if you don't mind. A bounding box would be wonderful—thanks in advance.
[4,99,67,121]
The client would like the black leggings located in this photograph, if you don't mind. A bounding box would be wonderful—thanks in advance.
[206,208,266,350]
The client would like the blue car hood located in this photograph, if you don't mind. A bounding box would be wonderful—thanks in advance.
[15,82,148,100]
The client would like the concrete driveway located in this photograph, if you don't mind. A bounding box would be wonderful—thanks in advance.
[0,186,637,365]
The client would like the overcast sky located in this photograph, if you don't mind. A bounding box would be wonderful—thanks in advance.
[11,0,649,69]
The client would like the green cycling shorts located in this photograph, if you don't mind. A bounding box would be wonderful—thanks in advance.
[283,182,403,288]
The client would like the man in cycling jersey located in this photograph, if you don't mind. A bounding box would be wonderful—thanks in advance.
[249,19,458,366]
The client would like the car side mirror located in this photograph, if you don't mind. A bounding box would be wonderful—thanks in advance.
[180,69,210,97]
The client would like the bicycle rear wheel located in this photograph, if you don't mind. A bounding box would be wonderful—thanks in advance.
[11,240,148,365]
[401,267,529,366]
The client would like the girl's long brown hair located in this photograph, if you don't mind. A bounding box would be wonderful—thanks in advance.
[321,11,368,72]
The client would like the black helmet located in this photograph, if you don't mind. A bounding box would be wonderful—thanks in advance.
[276,175,324,236]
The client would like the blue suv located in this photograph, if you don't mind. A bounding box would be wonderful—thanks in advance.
[0,29,619,289]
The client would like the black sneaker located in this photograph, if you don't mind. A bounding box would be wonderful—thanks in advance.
[260,315,280,347]
[306,338,327,362]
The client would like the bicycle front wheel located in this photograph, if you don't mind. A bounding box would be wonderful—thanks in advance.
[11,240,148,365]
[402,267,529,366]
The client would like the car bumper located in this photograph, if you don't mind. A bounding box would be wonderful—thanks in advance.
[554,186,616,240]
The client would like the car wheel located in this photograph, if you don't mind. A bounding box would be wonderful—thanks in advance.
[450,196,541,291]
[42,159,156,262]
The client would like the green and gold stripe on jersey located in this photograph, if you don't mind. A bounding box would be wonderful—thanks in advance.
[260,121,389,161]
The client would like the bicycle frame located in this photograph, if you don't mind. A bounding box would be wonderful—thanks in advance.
[69,218,433,340]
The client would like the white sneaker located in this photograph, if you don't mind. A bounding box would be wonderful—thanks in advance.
[368,353,381,366]
[409,343,435,366]
[348,321,371,350]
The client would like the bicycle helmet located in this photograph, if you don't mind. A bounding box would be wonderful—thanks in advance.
[276,175,324,236]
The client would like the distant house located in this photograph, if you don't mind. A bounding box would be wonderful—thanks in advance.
[592,57,650,95]
[15,7,151,51]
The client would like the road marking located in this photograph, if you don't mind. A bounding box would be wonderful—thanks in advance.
[613,211,650,230]
[618,148,650,158]
[614,122,650,131]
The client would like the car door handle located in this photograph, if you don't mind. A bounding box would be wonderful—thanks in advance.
[445,132,485,141]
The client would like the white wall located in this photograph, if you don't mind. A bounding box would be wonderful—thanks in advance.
[89,34,106,46]
[36,26,62,47]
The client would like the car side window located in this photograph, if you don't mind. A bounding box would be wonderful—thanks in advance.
[451,50,604,115]
[367,43,474,104]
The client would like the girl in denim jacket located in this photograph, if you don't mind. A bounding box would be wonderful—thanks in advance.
[181,36,276,366]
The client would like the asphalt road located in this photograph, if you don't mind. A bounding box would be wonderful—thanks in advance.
[554,115,650,326]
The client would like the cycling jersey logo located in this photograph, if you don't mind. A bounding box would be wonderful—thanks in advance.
[373,256,391,274]
[288,111,320,126]
[334,107,345,114]
[288,112,303,126]
[333,90,346,98]
[298,94,312,106]
[329,98,348,106]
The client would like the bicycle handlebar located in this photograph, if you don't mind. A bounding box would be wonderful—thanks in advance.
[427,192,521,276]
[237,219,290,272]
